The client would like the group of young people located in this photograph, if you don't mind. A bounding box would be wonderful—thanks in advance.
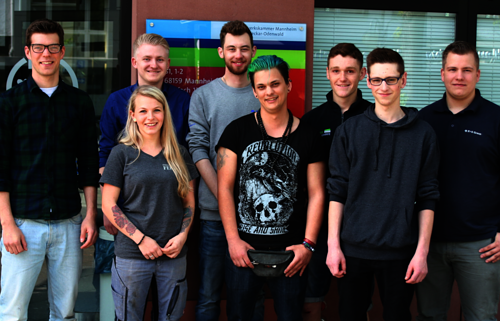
[303,39,500,321]
[0,17,499,321]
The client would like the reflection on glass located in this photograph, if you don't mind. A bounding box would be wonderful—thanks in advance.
[62,20,117,115]
[476,14,500,105]
[0,0,123,117]
[313,9,456,109]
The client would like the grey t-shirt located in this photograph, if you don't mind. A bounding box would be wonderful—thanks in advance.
[100,144,199,260]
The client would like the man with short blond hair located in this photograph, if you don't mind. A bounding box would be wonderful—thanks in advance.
[99,33,190,234]
[99,32,189,170]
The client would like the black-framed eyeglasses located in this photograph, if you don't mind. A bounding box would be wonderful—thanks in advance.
[30,44,63,54]
[368,75,402,86]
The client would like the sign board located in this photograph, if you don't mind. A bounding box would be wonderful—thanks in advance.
[146,20,307,116]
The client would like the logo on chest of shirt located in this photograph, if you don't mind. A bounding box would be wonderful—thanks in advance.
[163,164,172,170]
[464,129,482,136]
[321,128,331,136]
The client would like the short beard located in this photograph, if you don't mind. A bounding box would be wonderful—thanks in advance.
[227,65,248,75]
[224,57,249,76]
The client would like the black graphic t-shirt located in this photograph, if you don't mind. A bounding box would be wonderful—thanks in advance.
[216,112,322,249]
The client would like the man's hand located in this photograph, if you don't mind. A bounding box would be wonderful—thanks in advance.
[102,215,118,235]
[80,215,98,249]
[2,223,27,254]
[405,252,428,284]
[228,237,254,268]
[326,245,346,278]
[479,232,500,263]
[0,192,27,254]
[162,233,188,259]
[284,244,313,277]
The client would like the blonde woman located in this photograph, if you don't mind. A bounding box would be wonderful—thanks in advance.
[100,85,198,321]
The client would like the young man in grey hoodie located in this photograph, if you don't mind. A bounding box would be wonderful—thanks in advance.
[186,20,261,321]
[326,48,439,321]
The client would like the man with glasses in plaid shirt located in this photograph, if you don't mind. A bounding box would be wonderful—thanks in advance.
[0,19,99,321]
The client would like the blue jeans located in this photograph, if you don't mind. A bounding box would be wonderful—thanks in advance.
[111,256,187,321]
[416,239,500,321]
[0,214,83,321]
[195,220,227,321]
[225,250,307,321]
[195,220,264,321]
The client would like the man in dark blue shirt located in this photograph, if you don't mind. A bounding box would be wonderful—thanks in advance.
[417,41,500,321]
[300,43,371,321]
[99,33,190,234]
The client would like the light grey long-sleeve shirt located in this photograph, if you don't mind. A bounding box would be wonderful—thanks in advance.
[187,78,260,221]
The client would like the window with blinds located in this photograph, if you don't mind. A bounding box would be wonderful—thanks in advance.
[476,15,500,106]
[313,8,456,110]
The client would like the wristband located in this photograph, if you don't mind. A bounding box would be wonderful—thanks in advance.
[137,234,146,246]
[302,241,315,252]
[303,238,316,248]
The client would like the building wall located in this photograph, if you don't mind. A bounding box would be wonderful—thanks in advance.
[131,3,316,319]
[131,0,316,113]
[129,2,499,320]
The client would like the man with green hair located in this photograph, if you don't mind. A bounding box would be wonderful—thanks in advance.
[216,55,324,320]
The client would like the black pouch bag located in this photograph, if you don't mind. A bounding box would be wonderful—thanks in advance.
[247,250,294,277]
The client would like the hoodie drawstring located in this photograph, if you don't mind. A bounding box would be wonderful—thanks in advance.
[374,125,395,178]
[387,129,395,178]
[374,123,380,171]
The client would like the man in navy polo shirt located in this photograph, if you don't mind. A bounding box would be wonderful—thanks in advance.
[417,41,500,321]
[99,33,190,234]
[301,43,371,321]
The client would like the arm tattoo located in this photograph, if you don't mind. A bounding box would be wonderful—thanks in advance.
[180,206,193,233]
[111,205,137,236]
[217,148,228,171]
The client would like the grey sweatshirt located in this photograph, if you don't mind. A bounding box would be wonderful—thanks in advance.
[187,78,260,221]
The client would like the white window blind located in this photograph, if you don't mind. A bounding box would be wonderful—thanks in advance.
[476,15,500,106]
[313,9,456,110]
